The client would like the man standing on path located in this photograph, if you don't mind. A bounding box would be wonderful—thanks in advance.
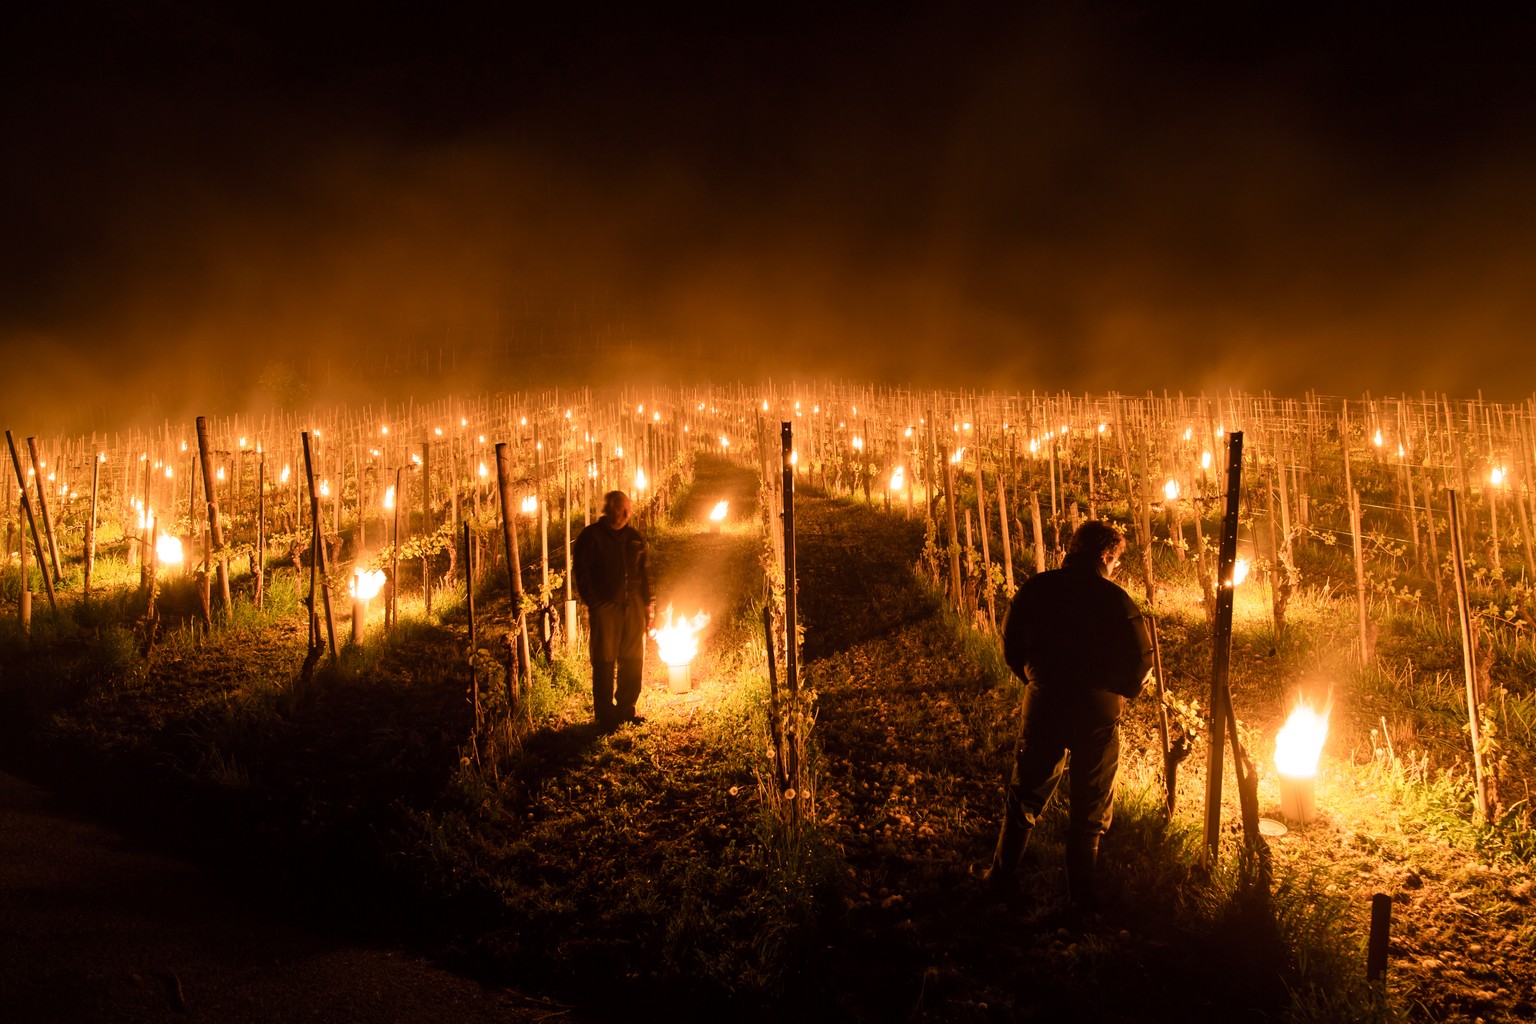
[984,520,1154,909]
[573,490,655,731]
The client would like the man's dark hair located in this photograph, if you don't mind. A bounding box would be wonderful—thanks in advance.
[1068,520,1126,560]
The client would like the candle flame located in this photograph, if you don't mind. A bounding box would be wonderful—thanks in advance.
[350,567,387,601]
[890,465,906,491]
[1491,466,1506,486]
[383,485,395,510]
[1373,429,1384,447]
[652,604,710,667]
[1201,450,1212,470]
[635,467,648,492]
[1275,699,1330,778]
[1164,479,1180,501]
[709,500,729,522]
[522,495,538,515]
[156,532,183,566]
[1232,557,1250,585]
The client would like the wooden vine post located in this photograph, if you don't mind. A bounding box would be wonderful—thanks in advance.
[1348,487,1373,665]
[781,421,801,833]
[944,448,963,612]
[1446,488,1492,822]
[1202,431,1261,869]
[464,521,481,750]
[19,497,31,631]
[84,452,100,595]
[5,430,56,614]
[495,442,532,688]
[255,451,266,611]
[301,430,338,659]
[24,437,63,584]
[421,440,432,614]
[565,447,578,654]
[195,417,233,615]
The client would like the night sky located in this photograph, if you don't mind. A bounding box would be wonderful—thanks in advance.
[5,4,1536,432]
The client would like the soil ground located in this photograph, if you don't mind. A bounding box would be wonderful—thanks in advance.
[4,454,1535,1022]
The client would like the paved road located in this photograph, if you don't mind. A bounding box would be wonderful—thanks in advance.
[0,771,566,1023]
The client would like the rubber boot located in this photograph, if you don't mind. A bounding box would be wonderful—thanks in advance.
[1066,836,1100,910]
[982,820,1032,887]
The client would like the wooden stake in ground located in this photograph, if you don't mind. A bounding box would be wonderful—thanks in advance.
[24,437,63,584]
[1202,431,1260,869]
[5,430,56,613]
[781,421,801,834]
[996,468,1015,595]
[1447,488,1492,822]
[1367,893,1393,983]
[255,452,266,611]
[494,442,532,688]
[1030,491,1047,575]
[301,431,338,659]
[85,453,100,595]
[763,603,789,792]
[944,449,964,612]
[1149,614,1176,817]
[195,417,232,615]
[464,521,481,752]
[1348,487,1373,666]
[1265,472,1288,644]
[18,500,31,632]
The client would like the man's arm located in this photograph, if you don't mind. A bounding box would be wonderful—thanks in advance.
[634,530,656,626]
[1000,583,1033,681]
[1112,598,1155,700]
[572,529,594,605]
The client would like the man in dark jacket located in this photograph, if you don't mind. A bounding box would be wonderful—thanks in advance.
[573,490,655,730]
[985,519,1154,908]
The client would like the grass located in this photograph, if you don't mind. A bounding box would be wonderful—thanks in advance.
[5,451,1536,1021]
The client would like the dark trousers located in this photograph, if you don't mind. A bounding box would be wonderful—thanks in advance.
[1002,707,1120,842]
[588,599,646,726]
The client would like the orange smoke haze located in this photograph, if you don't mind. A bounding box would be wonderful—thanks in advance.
[3,6,1534,434]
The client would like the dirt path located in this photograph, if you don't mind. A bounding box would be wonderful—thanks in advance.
[797,495,1220,1023]
[441,454,784,1012]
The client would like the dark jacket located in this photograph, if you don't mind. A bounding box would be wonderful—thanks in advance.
[573,519,653,609]
[1002,552,1154,724]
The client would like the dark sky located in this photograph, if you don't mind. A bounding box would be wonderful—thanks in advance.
[5,3,1536,432]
